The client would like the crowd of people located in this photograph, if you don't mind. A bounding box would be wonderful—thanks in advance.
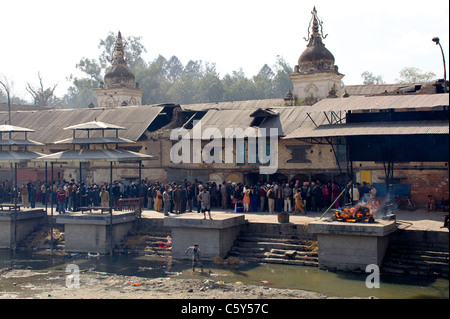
[130,179,354,216]
[0,179,114,214]
[2,178,447,218]
[0,178,364,215]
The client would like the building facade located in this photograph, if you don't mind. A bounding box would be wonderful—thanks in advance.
[0,8,448,205]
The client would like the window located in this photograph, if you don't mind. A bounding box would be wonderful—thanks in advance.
[237,141,246,165]
[336,144,347,164]
[248,140,272,166]
[286,145,311,163]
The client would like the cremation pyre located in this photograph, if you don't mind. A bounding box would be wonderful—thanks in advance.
[331,201,379,223]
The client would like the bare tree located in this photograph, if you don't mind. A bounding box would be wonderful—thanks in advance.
[0,75,14,124]
[26,72,58,106]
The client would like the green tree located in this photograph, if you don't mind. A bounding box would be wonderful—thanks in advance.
[63,32,298,107]
[164,56,184,83]
[193,63,224,103]
[272,56,293,98]
[396,67,436,83]
[136,55,171,105]
[361,71,385,84]
[63,77,98,108]
[253,64,275,99]
[183,60,204,81]
[168,74,196,104]
[222,69,258,102]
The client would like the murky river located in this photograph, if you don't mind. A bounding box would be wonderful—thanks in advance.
[0,250,448,299]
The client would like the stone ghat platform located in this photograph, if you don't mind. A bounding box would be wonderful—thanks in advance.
[308,220,398,271]
[163,213,246,260]
[0,209,46,249]
[56,211,136,254]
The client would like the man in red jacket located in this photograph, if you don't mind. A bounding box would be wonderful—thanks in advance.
[56,187,66,214]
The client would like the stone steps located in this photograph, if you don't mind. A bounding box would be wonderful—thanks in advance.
[115,233,172,256]
[382,263,449,278]
[113,218,172,255]
[387,252,449,264]
[381,239,449,278]
[237,233,304,240]
[237,241,311,251]
[389,241,449,252]
[18,224,65,250]
[228,230,318,266]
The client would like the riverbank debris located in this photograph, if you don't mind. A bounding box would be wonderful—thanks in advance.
[214,256,245,265]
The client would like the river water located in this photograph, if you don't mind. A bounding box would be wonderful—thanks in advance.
[0,250,448,299]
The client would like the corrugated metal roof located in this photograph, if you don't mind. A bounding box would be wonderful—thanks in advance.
[54,137,135,145]
[0,103,54,112]
[189,106,329,139]
[0,124,35,132]
[0,150,45,163]
[310,94,449,112]
[181,99,285,111]
[64,121,126,131]
[336,83,431,97]
[190,108,257,139]
[259,107,328,137]
[33,149,154,162]
[0,139,44,146]
[0,105,164,143]
[284,120,449,139]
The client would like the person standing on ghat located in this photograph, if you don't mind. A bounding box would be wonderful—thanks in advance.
[100,187,109,208]
[29,184,37,208]
[243,187,251,212]
[56,187,66,214]
[187,184,195,212]
[221,182,227,209]
[179,185,187,213]
[163,186,171,216]
[198,187,212,220]
[283,183,292,212]
[294,189,305,215]
[20,184,29,208]
[267,185,275,213]
[155,186,163,212]
[259,185,266,212]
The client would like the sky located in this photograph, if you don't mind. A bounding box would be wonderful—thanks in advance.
[0,0,448,102]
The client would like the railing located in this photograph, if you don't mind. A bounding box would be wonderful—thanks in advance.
[116,198,142,211]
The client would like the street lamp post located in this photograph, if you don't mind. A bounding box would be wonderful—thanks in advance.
[432,37,447,93]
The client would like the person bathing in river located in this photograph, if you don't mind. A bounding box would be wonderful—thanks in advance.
[185,243,204,273]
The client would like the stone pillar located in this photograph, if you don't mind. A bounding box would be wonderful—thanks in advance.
[308,220,397,271]
[164,213,246,260]
[0,209,46,249]
[56,212,136,254]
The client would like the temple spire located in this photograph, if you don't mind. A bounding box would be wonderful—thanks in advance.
[111,31,127,66]
[290,6,344,104]
[303,6,328,45]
